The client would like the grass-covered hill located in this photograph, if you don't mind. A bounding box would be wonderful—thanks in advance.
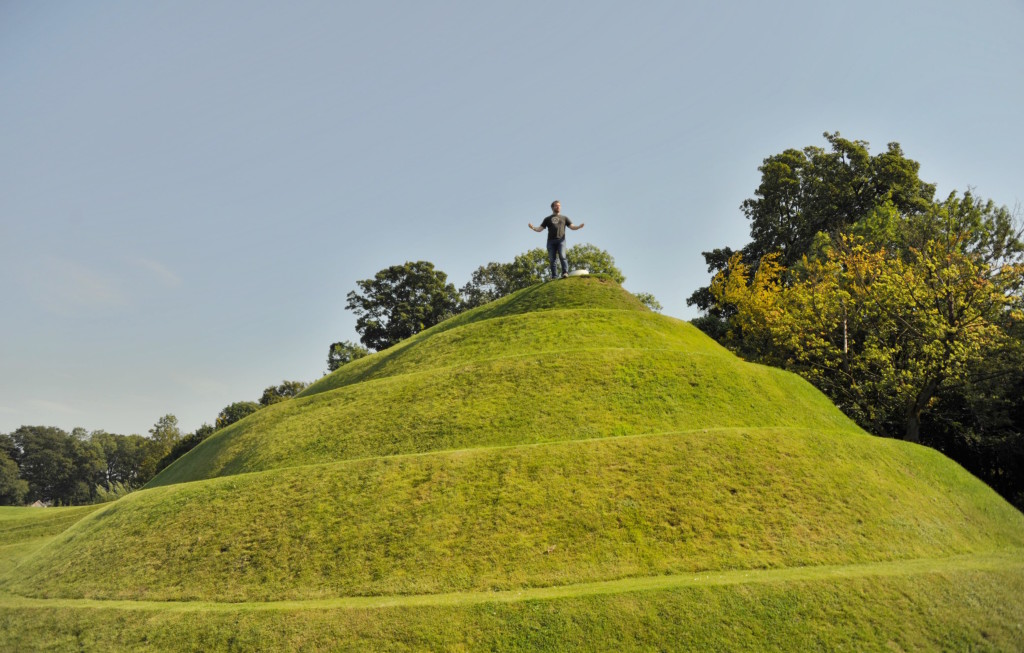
[1,276,1022,651]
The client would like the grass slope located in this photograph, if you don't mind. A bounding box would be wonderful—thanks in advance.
[1,562,1022,651]
[0,506,103,548]
[298,275,653,397]
[1,277,1022,650]
[0,506,103,578]
[6,428,1023,602]
[301,308,731,397]
[151,349,859,486]
[149,280,858,487]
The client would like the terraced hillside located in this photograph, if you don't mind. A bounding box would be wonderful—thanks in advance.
[1,276,1022,651]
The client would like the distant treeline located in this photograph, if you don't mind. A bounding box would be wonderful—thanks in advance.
[0,381,311,506]
[0,422,183,506]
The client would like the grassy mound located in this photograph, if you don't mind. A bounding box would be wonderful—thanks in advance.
[150,349,858,486]
[300,308,729,397]
[149,277,858,486]
[6,428,1022,602]
[1,276,1021,650]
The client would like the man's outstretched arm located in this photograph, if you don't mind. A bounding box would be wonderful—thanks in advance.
[568,222,585,230]
[528,223,545,232]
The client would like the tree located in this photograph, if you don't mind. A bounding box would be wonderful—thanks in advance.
[632,292,662,312]
[137,415,184,481]
[564,244,626,283]
[9,426,105,504]
[460,244,626,309]
[922,327,1024,510]
[692,132,1024,513]
[148,414,182,450]
[156,423,217,473]
[216,401,261,429]
[259,380,310,406]
[346,261,461,351]
[689,132,936,316]
[0,451,28,505]
[90,431,153,490]
[459,259,539,309]
[711,197,1023,443]
[327,341,369,372]
[0,433,15,458]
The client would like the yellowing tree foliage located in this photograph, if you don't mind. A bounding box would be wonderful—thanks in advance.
[694,132,1024,508]
[713,218,1023,443]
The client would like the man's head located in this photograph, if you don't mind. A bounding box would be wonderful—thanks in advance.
[551,200,561,214]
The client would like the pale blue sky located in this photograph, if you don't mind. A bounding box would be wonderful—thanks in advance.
[2,0,1022,436]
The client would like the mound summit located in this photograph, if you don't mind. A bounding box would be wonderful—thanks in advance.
[1,277,1022,650]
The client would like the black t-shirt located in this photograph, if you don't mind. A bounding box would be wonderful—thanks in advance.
[540,214,573,241]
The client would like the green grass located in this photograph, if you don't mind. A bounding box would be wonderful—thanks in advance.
[0,560,1022,651]
[6,428,1022,602]
[302,275,651,394]
[152,348,858,486]
[0,505,105,581]
[301,308,730,397]
[0,505,103,547]
[2,277,1023,650]
[153,277,852,485]
[403,275,652,336]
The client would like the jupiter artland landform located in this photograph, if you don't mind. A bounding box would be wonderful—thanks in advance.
[1,277,1022,650]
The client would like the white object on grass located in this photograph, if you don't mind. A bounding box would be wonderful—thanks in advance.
[567,269,589,277]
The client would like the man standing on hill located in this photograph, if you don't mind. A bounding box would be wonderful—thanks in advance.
[528,200,585,279]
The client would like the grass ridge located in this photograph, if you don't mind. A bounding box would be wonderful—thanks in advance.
[8,427,1022,603]
[150,347,859,486]
[140,425,863,493]
[299,306,717,398]
[0,550,1019,612]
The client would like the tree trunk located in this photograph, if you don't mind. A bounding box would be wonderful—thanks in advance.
[904,411,922,444]
[904,378,940,443]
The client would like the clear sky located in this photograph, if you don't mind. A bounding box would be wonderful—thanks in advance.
[2,0,1022,437]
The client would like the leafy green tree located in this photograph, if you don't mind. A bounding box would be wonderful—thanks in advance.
[15,426,65,503]
[259,380,310,406]
[0,451,28,505]
[90,431,153,489]
[346,261,461,351]
[712,200,1023,442]
[689,132,937,316]
[148,414,181,450]
[216,401,261,429]
[156,423,217,473]
[327,340,369,372]
[460,244,626,309]
[0,433,17,461]
[740,133,934,264]
[194,422,217,441]
[137,415,184,481]
[923,329,1024,510]
[459,259,539,309]
[9,426,104,504]
[507,248,549,283]
[632,292,662,312]
[93,480,132,503]
[565,244,626,283]
[695,133,1024,509]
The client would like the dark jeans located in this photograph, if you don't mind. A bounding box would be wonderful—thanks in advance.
[547,239,568,278]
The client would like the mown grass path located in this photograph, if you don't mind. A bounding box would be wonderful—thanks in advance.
[2,550,1020,613]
